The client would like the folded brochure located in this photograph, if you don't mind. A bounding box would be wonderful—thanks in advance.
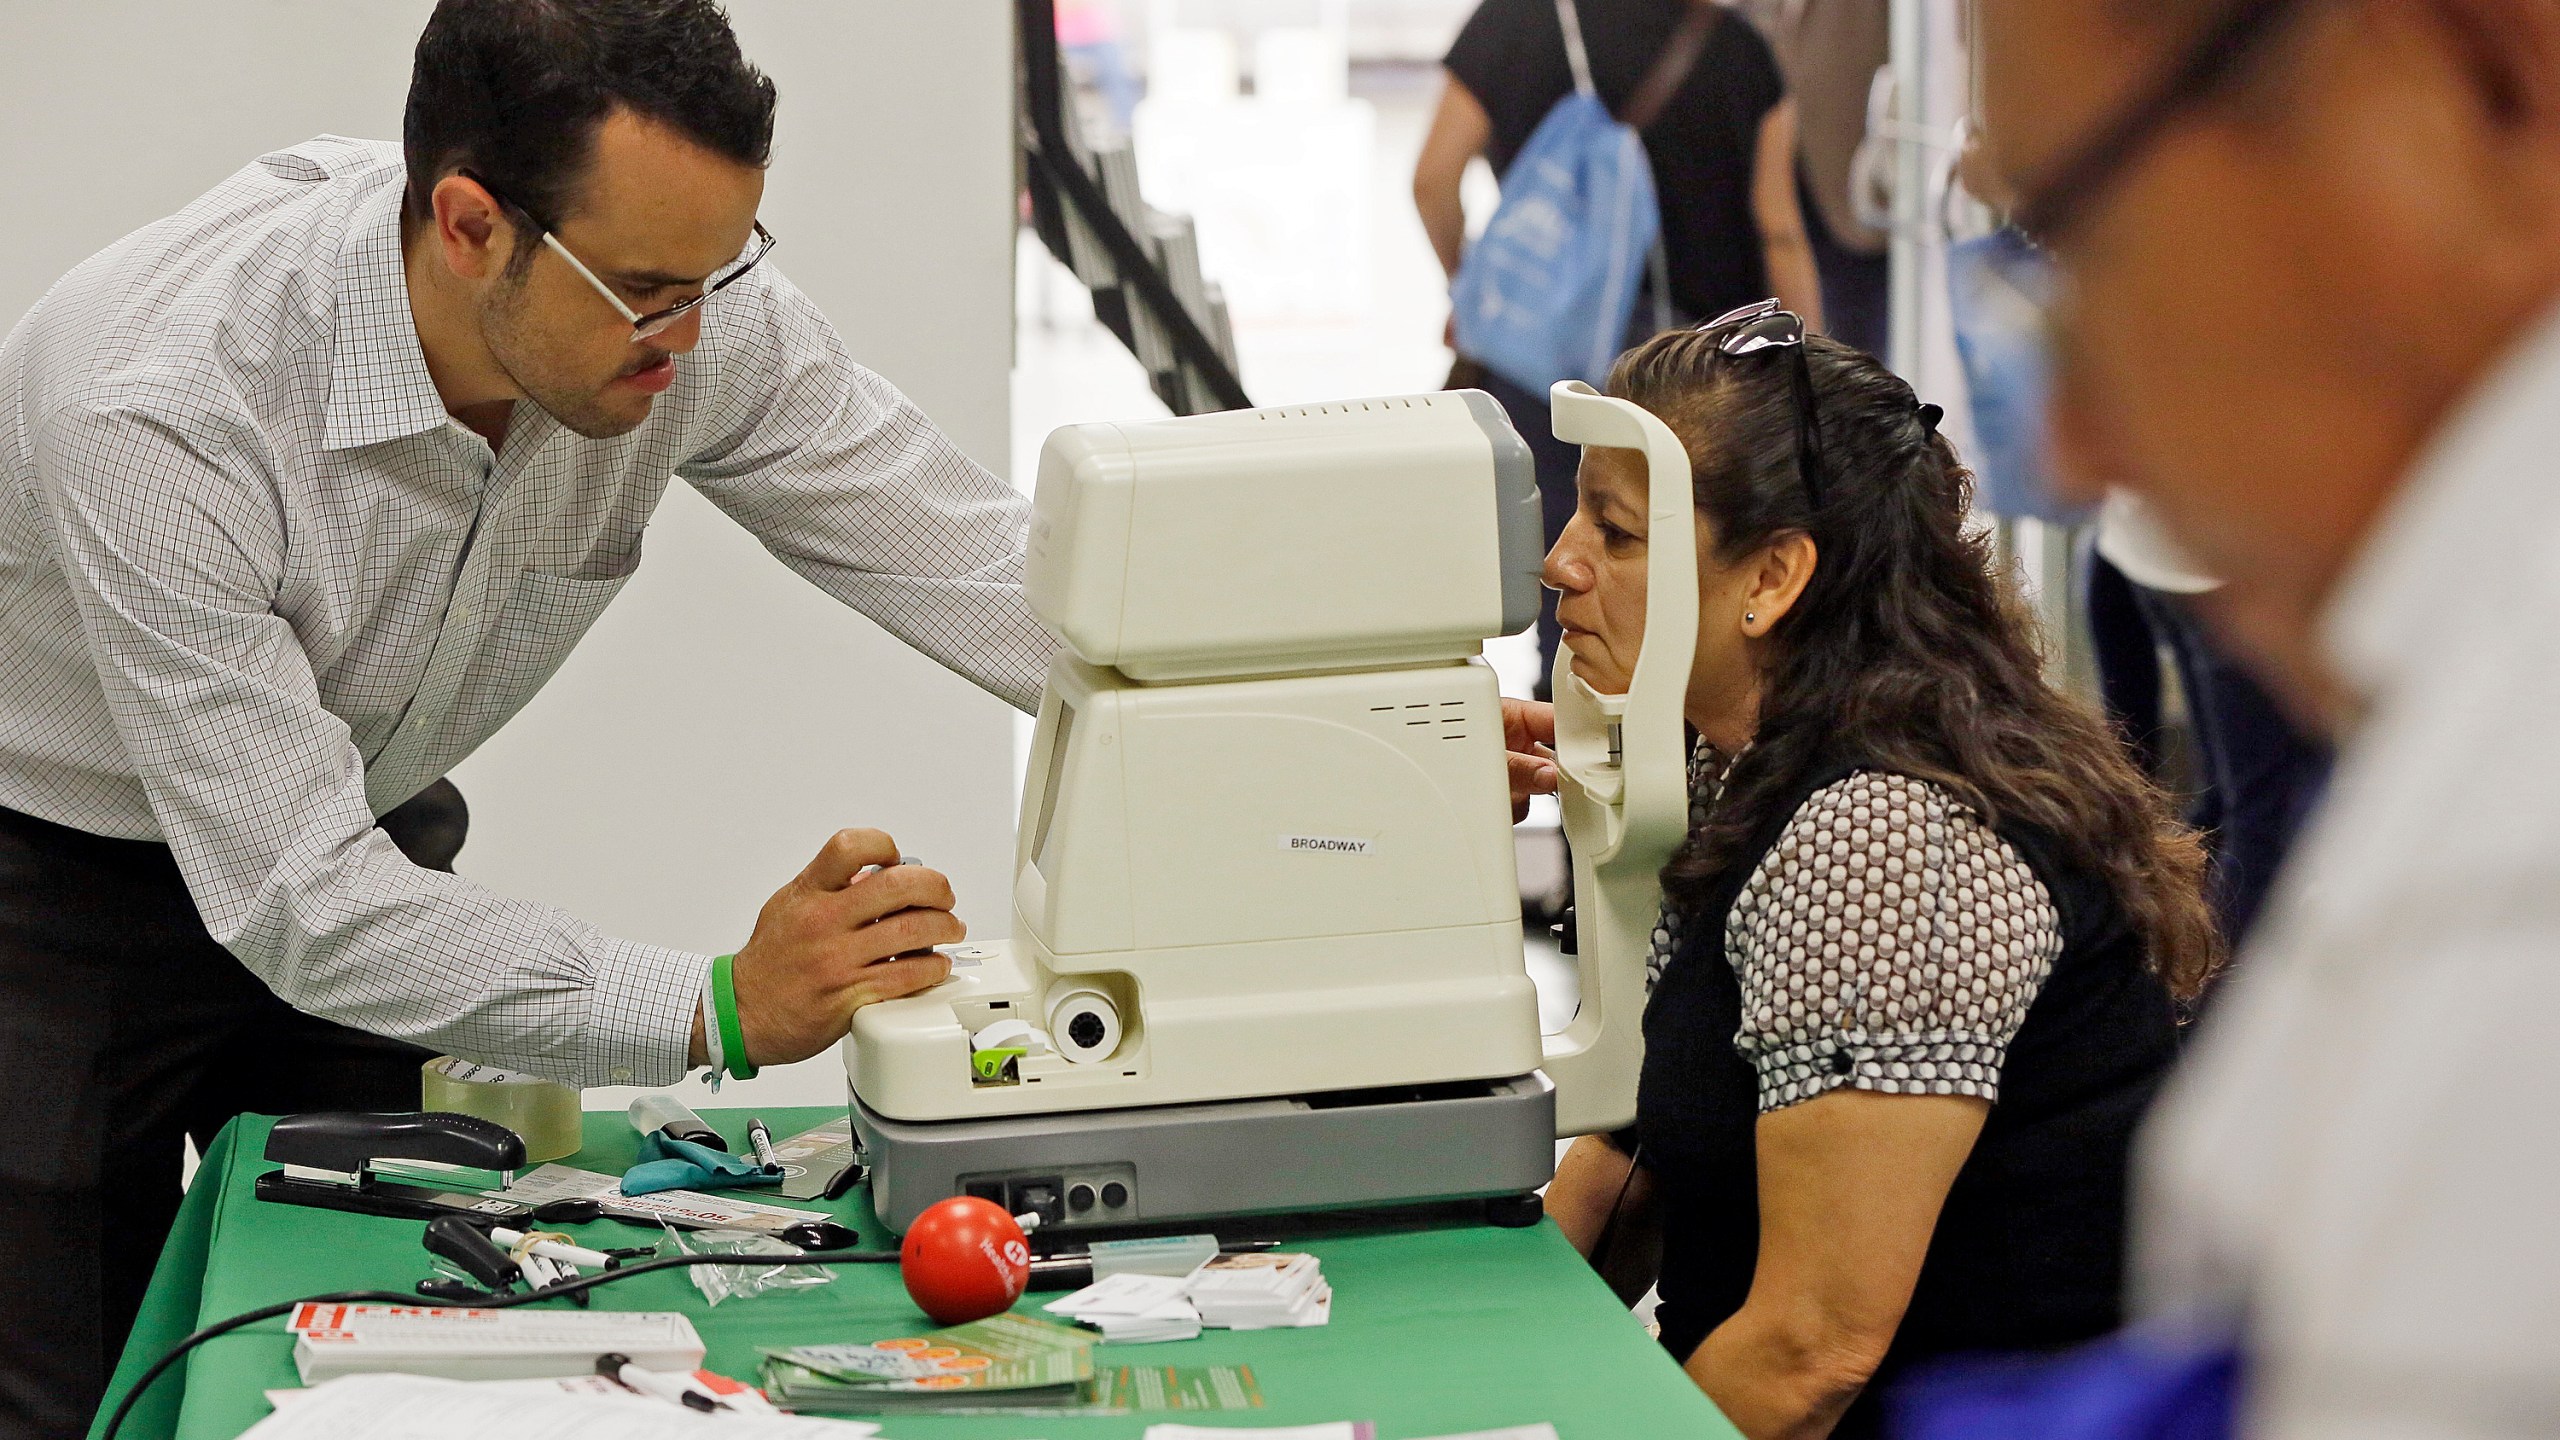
[763,1313,1093,1410]
[764,1314,1266,1415]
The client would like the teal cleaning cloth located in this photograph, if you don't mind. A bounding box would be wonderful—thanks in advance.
[621,1131,785,1196]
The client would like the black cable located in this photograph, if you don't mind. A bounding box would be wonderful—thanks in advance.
[98,1247,900,1440]
[1014,0,1251,414]
[1586,1140,1646,1283]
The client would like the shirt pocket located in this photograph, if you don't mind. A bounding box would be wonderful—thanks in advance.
[469,567,638,712]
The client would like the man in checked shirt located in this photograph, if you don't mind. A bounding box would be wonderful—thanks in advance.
[0,3,1058,1431]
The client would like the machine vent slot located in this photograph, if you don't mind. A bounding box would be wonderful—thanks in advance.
[1302,1079,1501,1109]
[1259,396,1433,421]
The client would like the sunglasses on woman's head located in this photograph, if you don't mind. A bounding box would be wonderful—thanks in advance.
[1696,300,1827,510]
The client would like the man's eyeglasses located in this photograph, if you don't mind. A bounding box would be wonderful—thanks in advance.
[1698,299,1827,511]
[2011,0,2315,246]
[459,170,778,342]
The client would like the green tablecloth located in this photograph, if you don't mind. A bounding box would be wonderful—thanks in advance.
[95,1108,1734,1439]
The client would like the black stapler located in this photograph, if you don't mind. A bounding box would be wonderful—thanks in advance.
[255,1110,538,1224]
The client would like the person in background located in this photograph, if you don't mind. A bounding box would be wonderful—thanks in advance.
[1055,0,1141,136]
[1511,312,2211,1438]
[1414,0,1821,697]
[1953,125,2329,971]
[2082,492,2331,957]
[1740,0,1892,358]
[1978,0,2560,1431]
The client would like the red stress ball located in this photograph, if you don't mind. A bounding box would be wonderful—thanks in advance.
[899,1196,1032,1325]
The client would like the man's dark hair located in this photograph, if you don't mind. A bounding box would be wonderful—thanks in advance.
[403,0,777,254]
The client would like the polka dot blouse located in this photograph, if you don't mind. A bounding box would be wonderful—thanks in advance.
[1648,755,2064,1114]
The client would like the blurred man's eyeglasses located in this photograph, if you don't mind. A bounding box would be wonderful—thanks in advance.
[1953,0,2317,483]
[458,169,778,343]
[1698,299,1828,511]
[2011,0,2315,246]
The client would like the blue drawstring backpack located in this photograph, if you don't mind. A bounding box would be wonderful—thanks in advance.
[1452,0,1694,394]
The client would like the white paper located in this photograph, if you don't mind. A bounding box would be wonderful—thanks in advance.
[1146,1414,1372,1424]
[1144,1426,1368,1440]
[1041,1270,1204,1342]
[1045,1270,1193,1317]
[268,1376,633,1409]
[240,1374,879,1438]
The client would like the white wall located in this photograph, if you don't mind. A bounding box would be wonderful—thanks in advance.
[0,1,1023,1114]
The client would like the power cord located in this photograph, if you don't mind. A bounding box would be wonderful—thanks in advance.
[1585,1139,1645,1282]
[98,1247,900,1440]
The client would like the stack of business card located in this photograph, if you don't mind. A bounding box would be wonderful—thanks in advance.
[1043,1271,1203,1343]
[1183,1253,1331,1330]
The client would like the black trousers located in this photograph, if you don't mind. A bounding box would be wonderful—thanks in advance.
[0,784,464,1440]
[1800,167,1891,364]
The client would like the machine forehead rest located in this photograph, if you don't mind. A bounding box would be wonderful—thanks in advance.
[264,1110,527,1173]
[1026,390,1542,681]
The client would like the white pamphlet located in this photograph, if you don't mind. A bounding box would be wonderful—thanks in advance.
[1146,1414,1372,1424]
[239,1374,879,1438]
[1043,1270,1203,1342]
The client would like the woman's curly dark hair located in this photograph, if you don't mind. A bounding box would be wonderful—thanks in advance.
[1608,327,2221,1002]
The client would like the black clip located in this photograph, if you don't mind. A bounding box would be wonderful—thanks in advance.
[255,1110,535,1224]
[423,1214,524,1290]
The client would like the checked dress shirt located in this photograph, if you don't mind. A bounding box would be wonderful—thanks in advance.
[0,136,1053,1089]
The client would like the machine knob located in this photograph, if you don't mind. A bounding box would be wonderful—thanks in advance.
[1066,1011,1108,1050]
[1100,1181,1129,1208]
[1067,1183,1096,1212]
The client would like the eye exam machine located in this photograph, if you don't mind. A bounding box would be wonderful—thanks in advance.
[845,384,1702,1235]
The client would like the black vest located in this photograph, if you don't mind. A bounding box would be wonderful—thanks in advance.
[1635,759,2179,1438]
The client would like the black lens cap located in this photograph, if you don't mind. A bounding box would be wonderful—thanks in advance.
[531,1198,605,1226]
[779,1220,859,1251]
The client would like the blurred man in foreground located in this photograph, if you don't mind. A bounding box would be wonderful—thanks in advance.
[1978,0,2560,1433]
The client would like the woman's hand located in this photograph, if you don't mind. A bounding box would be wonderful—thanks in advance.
[1503,697,1560,822]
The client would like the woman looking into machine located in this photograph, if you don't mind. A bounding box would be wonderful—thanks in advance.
[1508,308,2216,1439]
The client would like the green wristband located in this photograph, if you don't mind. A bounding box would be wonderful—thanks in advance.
[711,952,758,1081]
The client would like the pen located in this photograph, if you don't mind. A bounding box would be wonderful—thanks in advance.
[1026,1239,1282,1290]
[747,1116,780,1170]
[598,1353,717,1413]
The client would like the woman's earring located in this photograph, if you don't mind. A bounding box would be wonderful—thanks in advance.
[1744,612,1757,626]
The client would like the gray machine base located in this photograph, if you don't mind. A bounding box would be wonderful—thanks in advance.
[851,1073,1557,1235]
